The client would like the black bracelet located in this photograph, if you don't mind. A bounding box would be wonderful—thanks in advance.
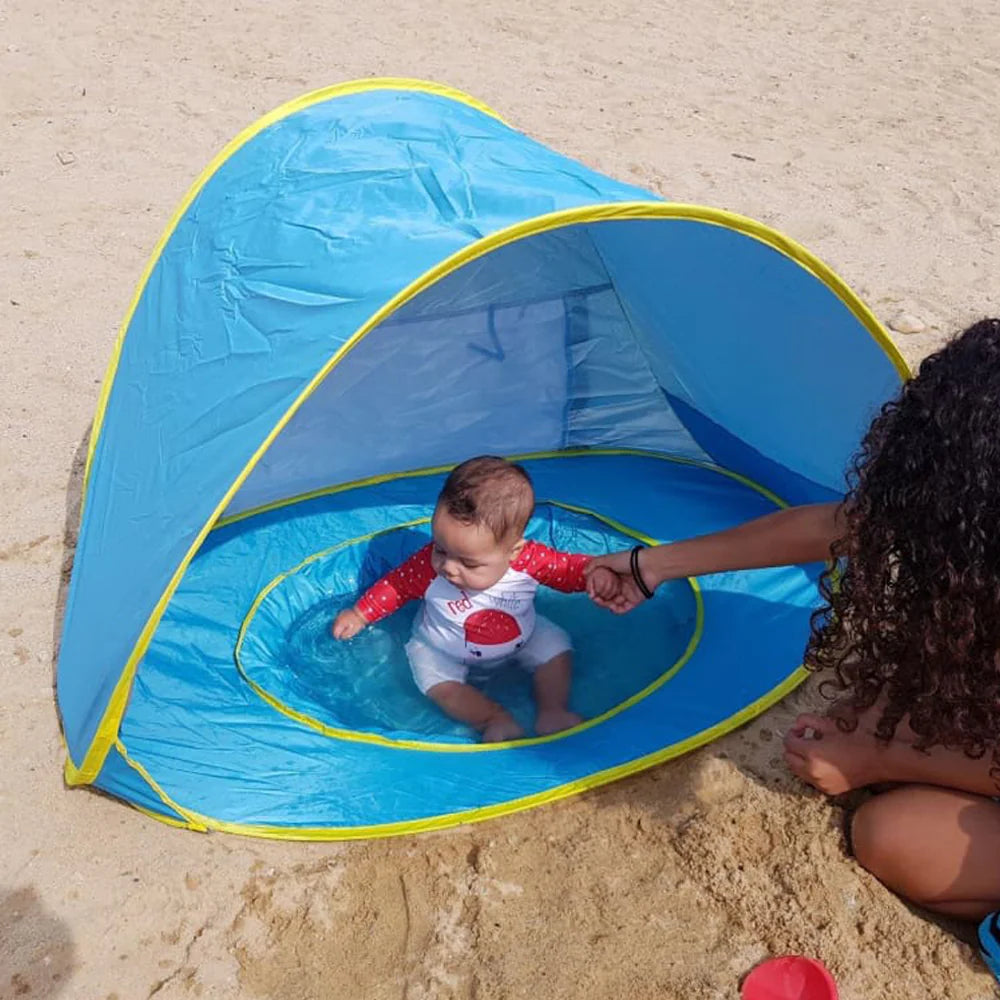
[630,545,655,600]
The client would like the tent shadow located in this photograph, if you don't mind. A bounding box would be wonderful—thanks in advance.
[49,428,88,727]
[0,886,76,998]
[359,525,433,588]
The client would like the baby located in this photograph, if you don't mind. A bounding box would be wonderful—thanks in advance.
[332,456,621,741]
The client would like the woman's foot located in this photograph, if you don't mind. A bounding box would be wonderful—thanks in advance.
[783,713,888,794]
[535,707,583,736]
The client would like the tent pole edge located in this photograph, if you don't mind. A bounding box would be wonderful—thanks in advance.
[101,666,811,841]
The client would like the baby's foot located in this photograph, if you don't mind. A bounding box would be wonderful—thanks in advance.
[481,715,524,743]
[783,713,886,795]
[535,707,583,736]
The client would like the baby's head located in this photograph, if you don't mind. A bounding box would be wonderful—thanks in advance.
[431,456,534,591]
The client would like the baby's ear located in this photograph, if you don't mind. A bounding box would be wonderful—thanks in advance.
[510,536,527,559]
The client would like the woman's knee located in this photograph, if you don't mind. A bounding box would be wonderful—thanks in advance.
[849,786,1000,913]
[849,795,907,882]
[849,789,953,900]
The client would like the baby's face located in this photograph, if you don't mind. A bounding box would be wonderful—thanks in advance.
[430,507,522,592]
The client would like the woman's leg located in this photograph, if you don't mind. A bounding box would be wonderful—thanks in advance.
[850,785,1000,919]
[783,700,1000,918]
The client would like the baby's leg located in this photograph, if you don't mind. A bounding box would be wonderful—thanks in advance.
[406,634,522,742]
[519,617,582,736]
[533,653,584,736]
[426,682,524,742]
[850,785,1000,919]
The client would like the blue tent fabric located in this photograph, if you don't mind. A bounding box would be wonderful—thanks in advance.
[59,85,655,764]
[58,80,906,838]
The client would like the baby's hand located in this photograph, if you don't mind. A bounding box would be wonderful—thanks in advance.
[332,607,367,640]
[586,564,646,615]
[586,565,620,602]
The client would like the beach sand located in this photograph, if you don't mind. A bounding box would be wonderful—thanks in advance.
[2,1,1000,997]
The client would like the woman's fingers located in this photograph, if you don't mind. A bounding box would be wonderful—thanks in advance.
[584,550,632,577]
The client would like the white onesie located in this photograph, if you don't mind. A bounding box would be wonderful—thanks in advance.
[355,541,591,692]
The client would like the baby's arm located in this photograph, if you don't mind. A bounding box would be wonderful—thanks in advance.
[512,541,619,597]
[331,543,436,640]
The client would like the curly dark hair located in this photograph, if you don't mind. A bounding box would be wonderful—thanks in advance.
[806,317,1000,758]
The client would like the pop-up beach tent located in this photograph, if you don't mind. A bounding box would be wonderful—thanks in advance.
[57,79,907,839]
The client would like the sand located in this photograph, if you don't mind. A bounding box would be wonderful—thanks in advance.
[2,1,1000,997]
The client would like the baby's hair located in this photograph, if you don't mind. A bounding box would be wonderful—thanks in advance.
[438,456,534,542]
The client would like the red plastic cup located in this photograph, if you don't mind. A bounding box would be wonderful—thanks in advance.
[741,956,839,1000]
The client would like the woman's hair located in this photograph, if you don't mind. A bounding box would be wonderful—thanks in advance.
[806,318,1000,758]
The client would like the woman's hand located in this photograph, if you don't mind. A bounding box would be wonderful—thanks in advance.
[586,565,620,601]
[585,556,647,614]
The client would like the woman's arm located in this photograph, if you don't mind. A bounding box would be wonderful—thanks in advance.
[639,502,842,586]
[586,502,843,610]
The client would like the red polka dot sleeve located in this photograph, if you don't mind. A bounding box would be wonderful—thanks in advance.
[356,544,437,624]
[511,541,591,593]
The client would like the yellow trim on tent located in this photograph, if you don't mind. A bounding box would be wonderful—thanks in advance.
[82,77,508,494]
[120,666,809,841]
[233,501,704,753]
[131,803,199,831]
[114,739,209,832]
[215,447,789,532]
[69,82,908,787]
